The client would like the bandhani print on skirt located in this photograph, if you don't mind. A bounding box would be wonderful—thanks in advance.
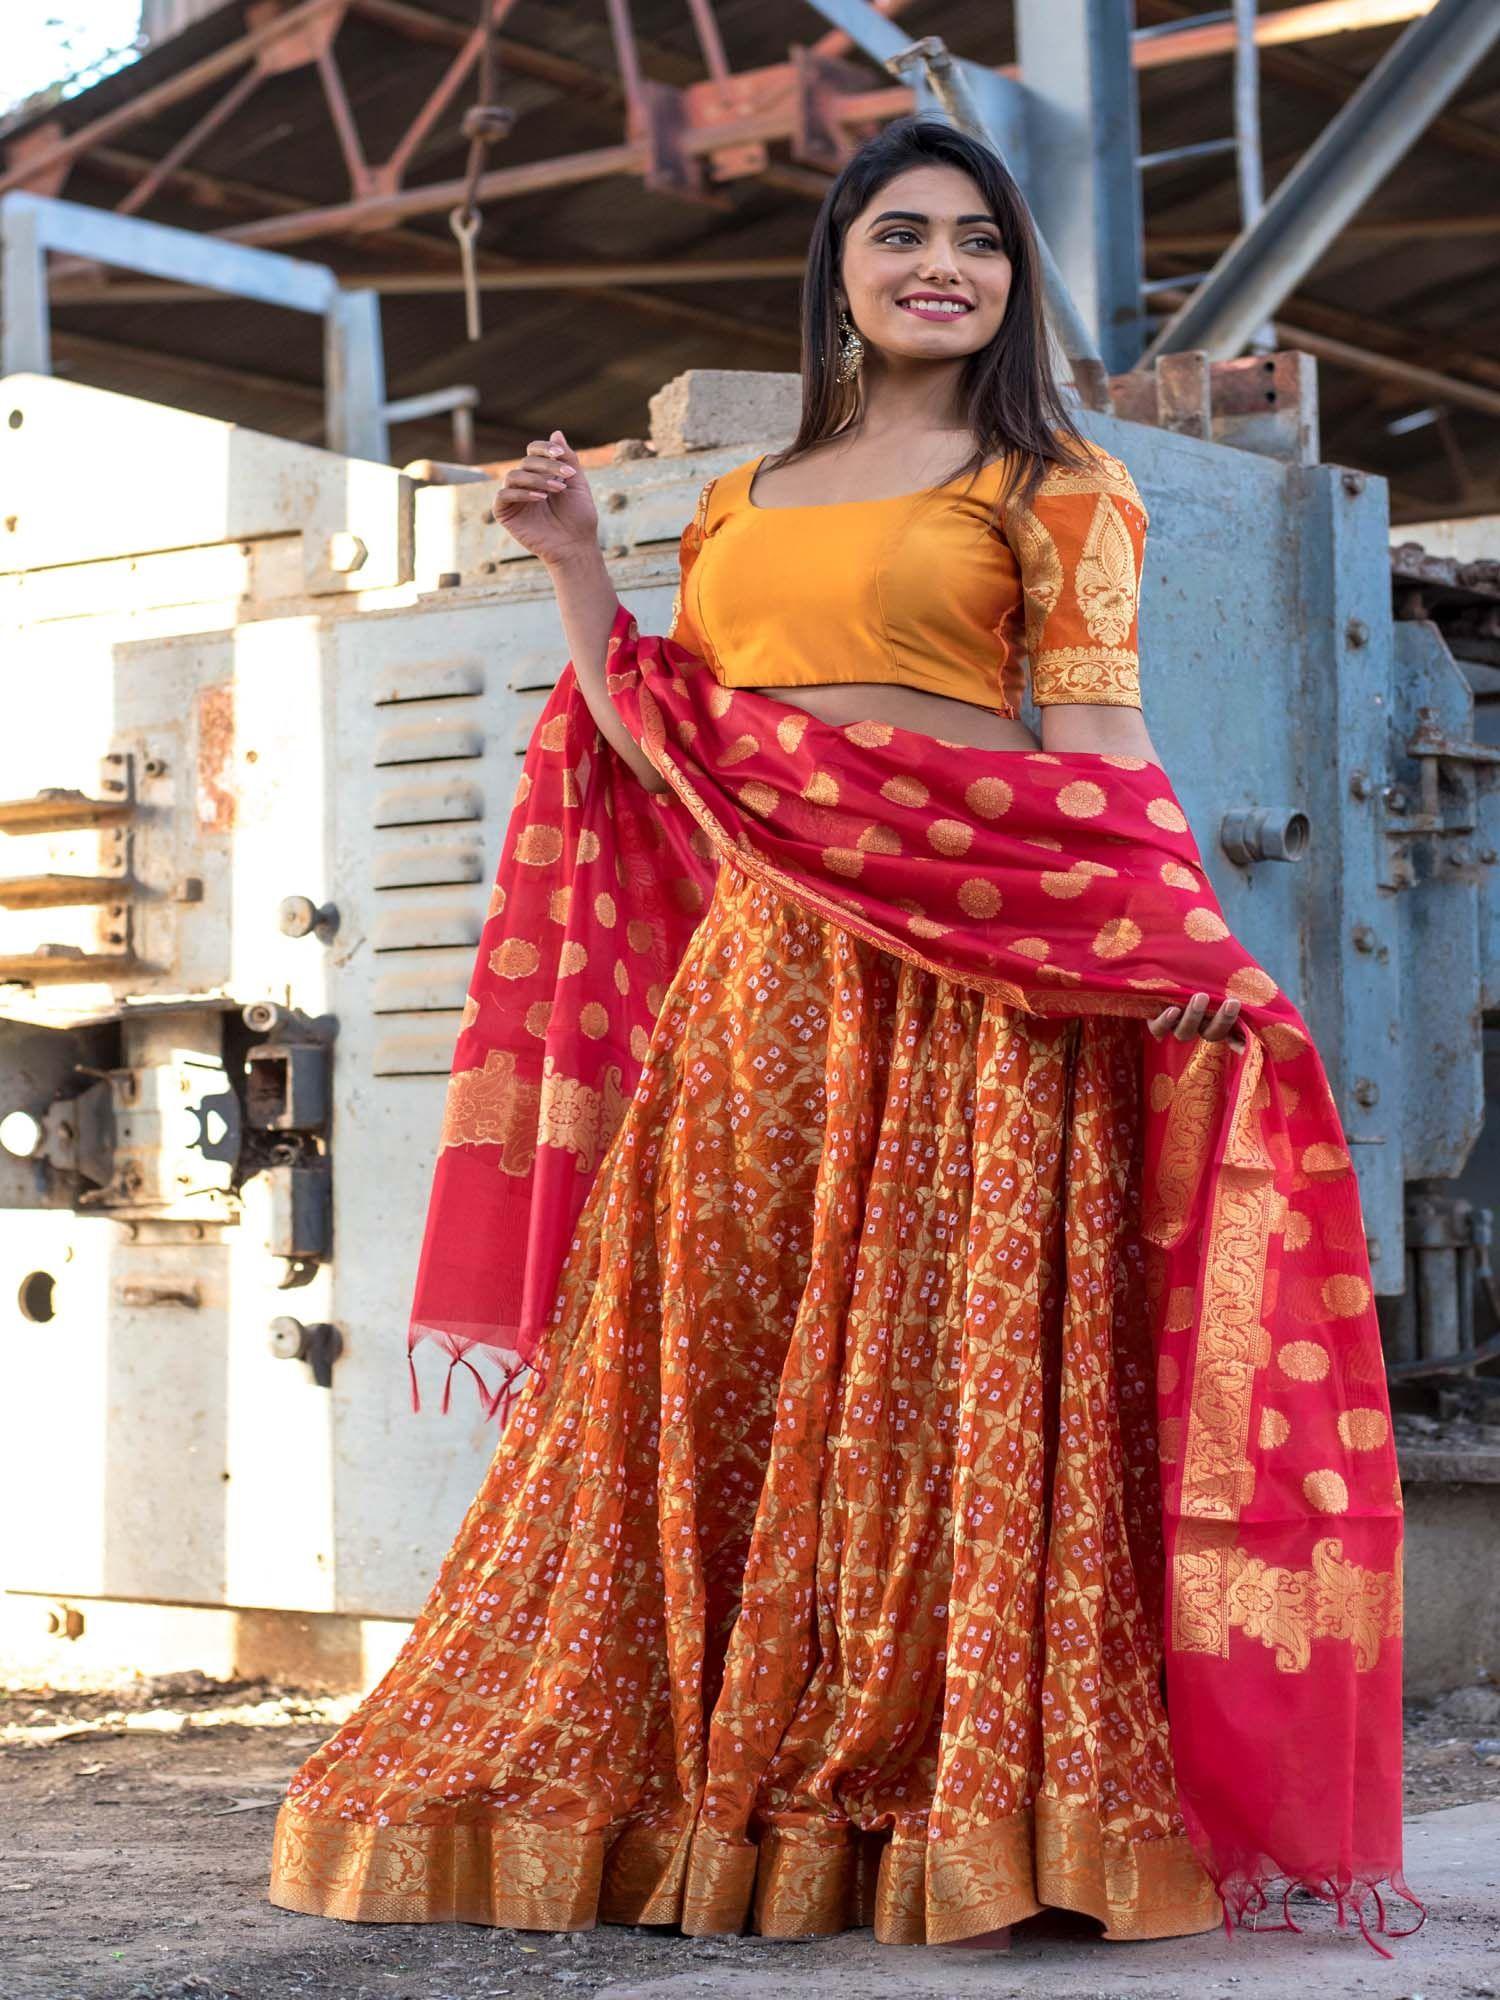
[407,598,1420,1950]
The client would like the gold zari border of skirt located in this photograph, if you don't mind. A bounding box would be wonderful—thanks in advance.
[269,1795,1223,1944]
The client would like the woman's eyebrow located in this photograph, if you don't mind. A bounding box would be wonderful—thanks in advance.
[867,209,999,227]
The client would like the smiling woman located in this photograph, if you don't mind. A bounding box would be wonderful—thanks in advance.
[269,114,1413,1961]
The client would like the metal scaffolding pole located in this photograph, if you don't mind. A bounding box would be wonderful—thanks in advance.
[1015,0,1145,375]
[1145,0,1500,361]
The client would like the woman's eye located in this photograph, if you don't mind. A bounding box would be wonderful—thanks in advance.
[878,228,1002,252]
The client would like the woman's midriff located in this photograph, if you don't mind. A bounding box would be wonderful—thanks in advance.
[743,680,1040,751]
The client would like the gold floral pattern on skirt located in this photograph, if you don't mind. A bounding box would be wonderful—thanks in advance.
[269,864,1223,1946]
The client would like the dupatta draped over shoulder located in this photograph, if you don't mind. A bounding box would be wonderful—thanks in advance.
[406,592,1416,1948]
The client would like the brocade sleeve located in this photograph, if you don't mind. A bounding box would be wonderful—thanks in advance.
[1004,448,1148,708]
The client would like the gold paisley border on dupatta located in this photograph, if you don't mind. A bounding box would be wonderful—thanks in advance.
[1142,1038,1230,1248]
[1172,1524,1403,1672]
[439,1049,539,1177]
[270,1795,1221,1944]
[1176,1033,1276,1524]
[538,1055,628,1174]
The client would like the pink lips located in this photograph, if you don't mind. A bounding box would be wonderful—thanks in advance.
[897,295,973,322]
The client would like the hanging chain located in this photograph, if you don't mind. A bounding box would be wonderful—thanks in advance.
[448,0,514,342]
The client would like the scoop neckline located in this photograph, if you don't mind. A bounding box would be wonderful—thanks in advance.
[743,449,1009,513]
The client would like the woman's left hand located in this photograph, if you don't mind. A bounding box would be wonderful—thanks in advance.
[1147,991,1247,1055]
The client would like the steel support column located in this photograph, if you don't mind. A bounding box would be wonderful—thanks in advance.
[1145,0,1500,361]
[1015,0,1146,373]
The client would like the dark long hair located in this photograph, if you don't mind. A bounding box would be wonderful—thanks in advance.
[768,115,1088,513]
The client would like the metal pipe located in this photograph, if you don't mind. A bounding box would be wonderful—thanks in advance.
[1232,0,1266,220]
[1139,138,1239,169]
[1232,0,1277,352]
[1144,0,1500,361]
[316,42,372,196]
[384,385,480,422]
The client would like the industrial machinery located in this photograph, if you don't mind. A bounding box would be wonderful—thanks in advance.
[2,349,1498,1680]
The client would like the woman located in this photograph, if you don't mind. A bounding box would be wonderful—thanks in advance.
[269,117,1414,1954]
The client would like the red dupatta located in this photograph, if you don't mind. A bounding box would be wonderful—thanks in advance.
[409,600,1418,1948]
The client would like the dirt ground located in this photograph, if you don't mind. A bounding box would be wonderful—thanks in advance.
[3,1671,1499,2000]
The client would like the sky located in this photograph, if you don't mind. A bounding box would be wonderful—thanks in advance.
[3,3,144,118]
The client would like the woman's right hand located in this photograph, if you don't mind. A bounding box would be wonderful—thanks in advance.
[491,429,599,569]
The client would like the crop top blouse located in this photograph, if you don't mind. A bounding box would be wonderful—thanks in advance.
[665,441,1148,717]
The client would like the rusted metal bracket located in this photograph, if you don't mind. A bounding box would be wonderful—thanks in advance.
[1109,349,1319,463]
[636,79,728,208]
[788,45,868,174]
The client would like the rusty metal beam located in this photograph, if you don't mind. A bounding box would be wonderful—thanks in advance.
[684,0,731,84]
[0,0,1459,225]
[225,142,644,247]
[316,40,372,197]
[116,66,263,219]
[378,0,524,193]
[63,151,805,355]
[347,0,628,101]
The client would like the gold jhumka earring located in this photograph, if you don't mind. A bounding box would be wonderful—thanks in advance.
[836,307,865,384]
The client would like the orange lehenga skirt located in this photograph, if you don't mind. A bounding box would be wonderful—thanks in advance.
[268,861,1224,1946]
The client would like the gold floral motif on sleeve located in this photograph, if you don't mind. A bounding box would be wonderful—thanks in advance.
[1009,449,1147,710]
[1075,496,1138,647]
[1003,502,1063,662]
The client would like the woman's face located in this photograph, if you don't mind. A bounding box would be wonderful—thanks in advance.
[838,162,1012,368]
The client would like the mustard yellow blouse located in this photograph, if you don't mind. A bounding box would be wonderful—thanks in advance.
[666,442,1148,716]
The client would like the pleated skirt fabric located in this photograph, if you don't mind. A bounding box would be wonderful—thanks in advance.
[269,861,1223,1946]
